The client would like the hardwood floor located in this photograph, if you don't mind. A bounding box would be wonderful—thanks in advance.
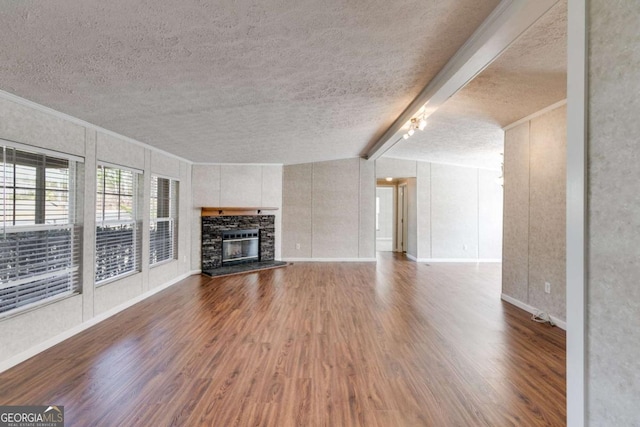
[0,253,566,426]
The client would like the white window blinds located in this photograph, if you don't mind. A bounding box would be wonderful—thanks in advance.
[0,145,81,315]
[95,164,141,284]
[150,176,178,266]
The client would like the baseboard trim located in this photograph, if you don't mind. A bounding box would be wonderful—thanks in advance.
[0,269,202,374]
[421,258,502,263]
[406,256,501,263]
[281,258,377,263]
[501,293,567,330]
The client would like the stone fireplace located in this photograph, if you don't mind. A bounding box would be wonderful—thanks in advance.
[201,214,276,272]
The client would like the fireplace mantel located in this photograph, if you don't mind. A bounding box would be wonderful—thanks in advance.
[201,207,279,217]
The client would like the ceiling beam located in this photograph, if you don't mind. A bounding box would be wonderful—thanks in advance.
[363,0,560,161]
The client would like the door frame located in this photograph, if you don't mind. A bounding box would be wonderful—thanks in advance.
[566,0,587,425]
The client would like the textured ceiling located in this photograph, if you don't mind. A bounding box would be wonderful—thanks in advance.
[0,0,500,164]
[386,0,567,170]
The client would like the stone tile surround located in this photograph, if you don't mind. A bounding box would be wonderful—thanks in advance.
[201,215,275,271]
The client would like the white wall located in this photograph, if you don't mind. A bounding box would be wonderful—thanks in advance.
[281,158,375,260]
[190,164,283,270]
[376,157,503,261]
[0,94,194,370]
[376,187,394,240]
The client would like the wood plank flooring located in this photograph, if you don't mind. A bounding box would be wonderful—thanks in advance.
[0,253,566,426]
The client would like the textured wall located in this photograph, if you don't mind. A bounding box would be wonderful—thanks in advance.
[375,157,417,178]
[503,123,530,303]
[312,158,360,258]
[502,105,566,321]
[588,1,640,425]
[431,164,479,258]
[0,97,85,157]
[405,178,418,258]
[0,95,194,367]
[151,150,181,178]
[358,159,376,258]
[281,158,375,260]
[94,273,144,315]
[528,107,566,319]
[282,164,312,257]
[96,131,146,170]
[0,295,83,363]
[416,162,432,259]
[190,164,283,270]
[220,165,263,207]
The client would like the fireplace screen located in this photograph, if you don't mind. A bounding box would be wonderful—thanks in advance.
[221,229,260,265]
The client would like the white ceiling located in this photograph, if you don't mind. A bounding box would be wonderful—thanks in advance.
[385,0,567,170]
[0,0,500,164]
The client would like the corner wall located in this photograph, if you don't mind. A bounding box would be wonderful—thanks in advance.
[281,158,375,260]
[190,164,283,270]
[502,104,566,322]
[0,95,194,370]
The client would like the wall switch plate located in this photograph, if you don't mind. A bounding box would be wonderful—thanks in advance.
[463,244,468,251]
[296,243,301,250]
[545,282,551,294]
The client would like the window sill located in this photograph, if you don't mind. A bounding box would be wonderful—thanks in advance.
[95,270,141,288]
[149,258,177,269]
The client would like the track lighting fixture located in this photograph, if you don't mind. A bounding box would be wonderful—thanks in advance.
[401,112,427,141]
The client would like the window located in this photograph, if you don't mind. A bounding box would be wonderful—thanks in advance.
[95,164,141,284]
[0,144,81,315]
[150,176,178,266]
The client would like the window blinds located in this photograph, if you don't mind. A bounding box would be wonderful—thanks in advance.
[95,165,141,284]
[150,176,178,265]
[0,146,81,315]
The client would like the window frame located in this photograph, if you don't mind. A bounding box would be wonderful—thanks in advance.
[149,175,179,267]
[94,162,142,286]
[0,140,83,317]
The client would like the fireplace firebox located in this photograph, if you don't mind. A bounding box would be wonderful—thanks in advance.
[221,229,260,265]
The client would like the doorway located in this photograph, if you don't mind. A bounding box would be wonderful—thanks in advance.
[375,180,408,253]
[376,186,394,251]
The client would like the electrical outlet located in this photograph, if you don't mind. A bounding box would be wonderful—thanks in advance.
[545,282,551,294]
[296,243,301,250]
[463,244,468,251]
